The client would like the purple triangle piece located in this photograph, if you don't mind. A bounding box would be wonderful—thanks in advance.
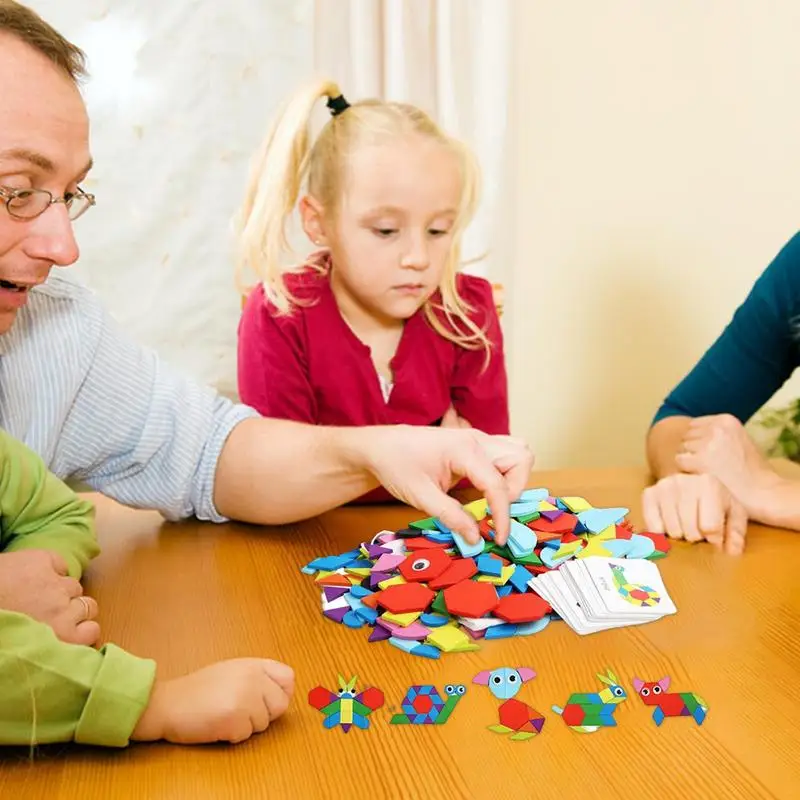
[341,723,352,732]
[324,607,348,623]
[369,571,390,588]
[323,586,350,603]
[364,544,391,558]
[368,625,392,642]
[540,509,564,522]
[532,717,545,733]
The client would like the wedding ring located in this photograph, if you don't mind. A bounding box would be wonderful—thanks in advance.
[77,595,92,623]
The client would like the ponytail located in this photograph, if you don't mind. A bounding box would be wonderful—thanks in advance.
[234,78,343,313]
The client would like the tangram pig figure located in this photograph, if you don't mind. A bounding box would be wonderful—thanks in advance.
[632,676,708,726]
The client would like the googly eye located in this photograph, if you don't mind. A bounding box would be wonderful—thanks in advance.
[492,675,502,684]
[653,685,662,694]
[456,685,466,695]
[614,687,624,696]
[445,684,455,695]
[641,688,650,697]
[509,673,518,682]
[412,558,431,571]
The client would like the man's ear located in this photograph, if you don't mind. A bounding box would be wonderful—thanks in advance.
[299,195,329,246]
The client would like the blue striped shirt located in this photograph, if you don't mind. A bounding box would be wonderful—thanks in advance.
[0,272,257,522]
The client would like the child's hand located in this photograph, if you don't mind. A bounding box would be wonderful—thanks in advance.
[441,406,472,429]
[0,550,100,646]
[132,658,294,745]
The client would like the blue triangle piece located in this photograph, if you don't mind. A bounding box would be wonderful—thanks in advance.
[307,554,356,571]
[577,508,629,534]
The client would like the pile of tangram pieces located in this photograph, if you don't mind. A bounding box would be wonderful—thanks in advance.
[301,488,670,658]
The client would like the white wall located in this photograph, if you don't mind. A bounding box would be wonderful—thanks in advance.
[507,0,800,468]
[27,0,314,395]
[22,1,800,471]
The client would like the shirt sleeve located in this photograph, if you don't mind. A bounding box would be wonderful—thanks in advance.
[0,430,98,579]
[0,609,156,748]
[237,285,318,424]
[55,301,258,523]
[653,231,800,426]
[449,276,511,435]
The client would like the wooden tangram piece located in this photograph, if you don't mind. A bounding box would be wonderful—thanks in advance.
[632,676,708,726]
[308,675,384,732]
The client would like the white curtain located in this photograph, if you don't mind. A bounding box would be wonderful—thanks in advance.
[313,0,512,284]
[21,1,509,396]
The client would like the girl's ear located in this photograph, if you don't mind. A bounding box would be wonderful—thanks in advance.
[299,194,329,246]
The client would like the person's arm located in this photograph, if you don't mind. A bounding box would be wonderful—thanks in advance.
[0,431,98,579]
[647,233,800,479]
[449,276,511,435]
[646,416,692,479]
[57,287,532,543]
[237,285,318,423]
[0,609,155,747]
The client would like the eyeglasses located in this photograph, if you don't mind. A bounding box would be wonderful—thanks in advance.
[0,186,96,221]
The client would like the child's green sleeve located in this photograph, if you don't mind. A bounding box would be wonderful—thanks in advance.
[0,430,99,578]
[0,609,156,748]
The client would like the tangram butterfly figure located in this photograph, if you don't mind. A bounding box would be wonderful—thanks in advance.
[473,667,545,741]
[632,676,708,726]
[308,674,384,732]
[610,564,661,608]
[552,668,627,733]
[390,684,466,725]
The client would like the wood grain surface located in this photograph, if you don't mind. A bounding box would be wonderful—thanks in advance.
[2,467,799,800]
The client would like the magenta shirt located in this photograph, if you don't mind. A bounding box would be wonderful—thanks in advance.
[237,263,510,500]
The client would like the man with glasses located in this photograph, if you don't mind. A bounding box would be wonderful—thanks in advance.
[0,1,533,646]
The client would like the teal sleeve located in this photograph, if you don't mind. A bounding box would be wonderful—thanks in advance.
[0,429,99,579]
[653,232,800,426]
[0,609,156,748]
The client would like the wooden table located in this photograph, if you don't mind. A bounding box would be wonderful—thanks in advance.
[2,467,799,800]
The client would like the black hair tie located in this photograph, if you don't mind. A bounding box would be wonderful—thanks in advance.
[326,94,350,116]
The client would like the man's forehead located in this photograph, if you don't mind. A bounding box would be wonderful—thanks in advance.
[0,35,91,177]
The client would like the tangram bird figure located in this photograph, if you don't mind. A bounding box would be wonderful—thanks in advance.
[632,676,708,726]
[308,674,384,732]
[610,564,661,608]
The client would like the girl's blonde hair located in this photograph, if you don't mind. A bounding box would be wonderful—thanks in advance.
[234,78,490,354]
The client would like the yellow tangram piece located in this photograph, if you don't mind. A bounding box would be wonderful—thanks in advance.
[477,564,515,586]
[378,575,407,590]
[345,567,371,578]
[578,524,617,543]
[426,624,480,653]
[561,496,593,513]
[463,498,488,521]
[381,610,421,627]
[551,540,584,560]
[576,537,614,559]
[538,501,559,512]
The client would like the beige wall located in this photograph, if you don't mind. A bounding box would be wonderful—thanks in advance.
[504,0,800,469]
